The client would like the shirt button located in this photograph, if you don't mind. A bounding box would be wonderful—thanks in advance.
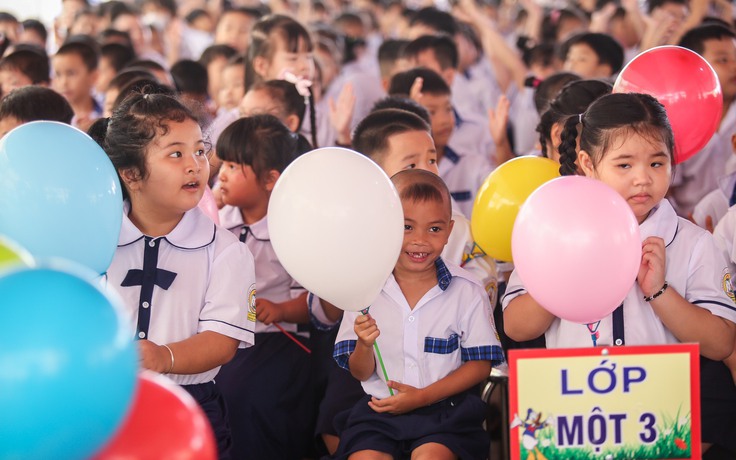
[138,331,146,339]
[615,338,623,346]
[408,316,415,322]
[142,301,150,308]
[148,239,156,247]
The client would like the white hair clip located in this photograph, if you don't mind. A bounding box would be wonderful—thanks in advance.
[279,70,312,101]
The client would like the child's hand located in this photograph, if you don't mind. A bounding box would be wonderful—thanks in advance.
[354,313,380,348]
[637,236,666,299]
[256,298,284,325]
[368,380,425,414]
[138,340,173,374]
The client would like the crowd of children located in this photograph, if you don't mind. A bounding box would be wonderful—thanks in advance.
[2,0,736,458]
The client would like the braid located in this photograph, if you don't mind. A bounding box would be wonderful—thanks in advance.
[558,115,581,176]
[308,86,318,148]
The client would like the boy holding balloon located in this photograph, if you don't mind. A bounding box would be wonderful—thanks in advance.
[503,92,736,454]
[332,169,504,460]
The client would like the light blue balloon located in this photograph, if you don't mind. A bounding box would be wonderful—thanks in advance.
[0,266,138,460]
[0,121,123,274]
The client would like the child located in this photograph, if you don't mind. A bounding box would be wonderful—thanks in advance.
[52,39,102,131]
[536,78,612,162]
[213,7,262,55]
[170,59,212,128]
[332,169,504,460]
[217,56,246,114]
[0,86,74,137]
[503,92,736,454]
[96,43,136,96]
[560,32,624,80]
[0,46,50,98]
[388,67,493,218]
[213,115,314,460]
[245,14,320,148]
[238,79,306,133]
[198,44,238,111]
[102,91,257,459]
[312,108,499,455]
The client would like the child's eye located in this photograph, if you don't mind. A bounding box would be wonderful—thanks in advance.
[405,163,416,169]
[195,149,206,157]
[428,158,437,165]
[169,151,182,158]
[617,163,630,169]
[404,224,412,231]
[651,162,663,168]
[429,226,441,233]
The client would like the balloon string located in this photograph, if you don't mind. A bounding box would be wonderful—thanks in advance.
[273,323,311,354]
[361,308,393,396]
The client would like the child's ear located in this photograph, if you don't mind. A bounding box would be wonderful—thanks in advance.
[264,169,281,192]
[120,168,143,191]
[252,55,269,79]
[578,150,595,177]
[284,114,300,133]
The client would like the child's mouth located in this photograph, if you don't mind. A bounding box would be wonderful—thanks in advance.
[183,181,200,191]
[407,252,429,262]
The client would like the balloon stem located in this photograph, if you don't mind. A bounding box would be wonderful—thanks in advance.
[361,308,393,396]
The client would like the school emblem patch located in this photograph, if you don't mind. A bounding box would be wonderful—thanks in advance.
[461,242,486,266]
[247,284,257,322]
[722,269,736,303]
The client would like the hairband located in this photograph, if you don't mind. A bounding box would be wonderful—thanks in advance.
[279,70,312,101]
[578,113,583,124]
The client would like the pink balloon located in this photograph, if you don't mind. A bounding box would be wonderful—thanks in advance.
[613,46,722,164]
[511,176,641,324]
[198,185,220,225]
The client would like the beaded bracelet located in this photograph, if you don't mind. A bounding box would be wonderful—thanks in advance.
[643,282,669,302]
[162,344,175,374]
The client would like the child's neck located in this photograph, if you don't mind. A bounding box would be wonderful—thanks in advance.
[240,201,268,225]
[436,144,447,163]
[70,96,95,118]
[393,263,439,310]
[128,203,185,237]
[723,95,735,125]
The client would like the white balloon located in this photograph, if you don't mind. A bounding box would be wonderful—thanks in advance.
[268,148,404,312]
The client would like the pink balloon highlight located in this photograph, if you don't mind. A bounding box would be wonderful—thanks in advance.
[512,176,642,324]
[198,186,220,225]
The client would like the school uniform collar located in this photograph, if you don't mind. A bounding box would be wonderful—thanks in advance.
[444,145,460,164]
[220,205,269,241]
[639,200,678,247]
[118,201,216,249]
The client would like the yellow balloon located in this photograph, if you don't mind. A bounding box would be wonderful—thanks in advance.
[0,236,34,271]
[470,156,560,262]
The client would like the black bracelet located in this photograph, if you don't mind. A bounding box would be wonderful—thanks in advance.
[643,282,669,302]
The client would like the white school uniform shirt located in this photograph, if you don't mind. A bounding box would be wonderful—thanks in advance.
[333,258,505,399]
[106,205,257,386]
[502,200,736,348]
[309,202,499,329]
[448,108,496,164]
[669,101,736,217]
[439,145,494,218]
[713,205,736,284]
[510,86,540,156]
[219,205,307,335]
[692,154,736,229]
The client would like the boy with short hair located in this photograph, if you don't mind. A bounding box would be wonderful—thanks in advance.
[52,40,101,130]
[332,168,504,459]
[0,46,50,98]
[388,67,494,218]
[560,32,625,79]
[0,86,74,137]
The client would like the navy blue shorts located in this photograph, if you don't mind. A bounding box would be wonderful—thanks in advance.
[181,381,232,460]
[315,363,366,437]
[333,392,489,460]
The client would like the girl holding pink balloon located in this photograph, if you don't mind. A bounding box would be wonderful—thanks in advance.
[102,91,258,460]
[214,114,317,460]
[503,92,736,452]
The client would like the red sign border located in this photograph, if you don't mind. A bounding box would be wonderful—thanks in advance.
[508,344,701,459]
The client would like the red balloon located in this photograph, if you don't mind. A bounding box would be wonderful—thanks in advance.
[92,371,217,460]
[613,46,722,164]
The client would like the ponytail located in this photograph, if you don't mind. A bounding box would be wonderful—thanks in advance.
[558,115,581,176]
[308,86,318,148]
[87,116,110,149]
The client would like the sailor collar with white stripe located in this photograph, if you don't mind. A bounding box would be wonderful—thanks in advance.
[118,201,216,249]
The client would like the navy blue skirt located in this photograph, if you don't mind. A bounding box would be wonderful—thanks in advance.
[700,356,736,451]
[181,381,232,460]
[215,332,314,460]
[333,392,489,460]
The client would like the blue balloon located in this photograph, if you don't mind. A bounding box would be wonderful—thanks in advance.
[0,121,123,274]
[0,266,138,460]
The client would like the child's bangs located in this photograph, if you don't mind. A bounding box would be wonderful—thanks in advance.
[276,23,313,53]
